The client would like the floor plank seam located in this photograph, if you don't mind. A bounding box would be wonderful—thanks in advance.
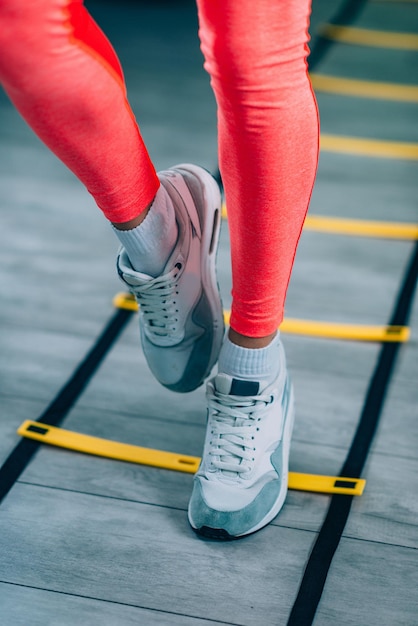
[16,480,189,512]
[1,390,209,429]
[15,480,324,536]
[0,580,244,626]
[340,532,418,550]
[0,317,117,342]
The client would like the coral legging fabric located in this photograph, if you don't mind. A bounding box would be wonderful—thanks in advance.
[0,0,319,336]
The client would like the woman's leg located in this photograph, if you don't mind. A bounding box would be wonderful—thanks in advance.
[196,0,319,342]
[188,0,319,539]
[0,0,159,223]
[0,0,224,392]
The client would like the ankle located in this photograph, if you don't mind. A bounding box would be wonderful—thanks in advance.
[112,200,154,231]
[111,185,178,276]
[228,327,277,349]
[218,333,282,382]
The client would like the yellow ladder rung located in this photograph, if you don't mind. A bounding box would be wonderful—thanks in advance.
[320,134,418,160]
[113,293,410,343]
[278,318,409,343]
[18,420,200,474]
[18,421,366,496]
[304,215,418,240]
[113,292,139,312]
[288,472,366,496]
[310,73,418,103]
[319,24,418,51]
[222,203,418,240]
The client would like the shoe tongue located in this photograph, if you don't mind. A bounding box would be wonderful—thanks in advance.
[215,373,260,396]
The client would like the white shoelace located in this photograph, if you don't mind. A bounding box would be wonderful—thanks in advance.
[134,263,181,338]
[207,388,273,475]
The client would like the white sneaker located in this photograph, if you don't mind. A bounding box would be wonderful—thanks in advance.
[188,340,294,538]
[117,164,224,393]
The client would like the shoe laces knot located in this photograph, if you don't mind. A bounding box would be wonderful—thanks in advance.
[207,387,274,476]
[134,263,182,338]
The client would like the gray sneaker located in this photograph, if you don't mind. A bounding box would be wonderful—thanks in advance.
[117,164,224,393]
[188,340,295,538]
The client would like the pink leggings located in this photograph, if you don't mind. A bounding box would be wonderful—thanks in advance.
[0,0,319,337]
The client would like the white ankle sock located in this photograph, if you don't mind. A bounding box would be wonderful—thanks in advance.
[113,184,178,276]
[218,334,281,383]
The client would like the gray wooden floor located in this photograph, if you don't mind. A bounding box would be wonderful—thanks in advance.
[1,1,418,624]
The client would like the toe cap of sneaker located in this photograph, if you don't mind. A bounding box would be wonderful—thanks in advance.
[188,478,282,538]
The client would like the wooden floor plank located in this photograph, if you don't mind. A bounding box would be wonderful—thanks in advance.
[343,454,418,549]
[0,483,316,626]
[0,582,234,626]
[310,152,418,224]
[314,537,418,626]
